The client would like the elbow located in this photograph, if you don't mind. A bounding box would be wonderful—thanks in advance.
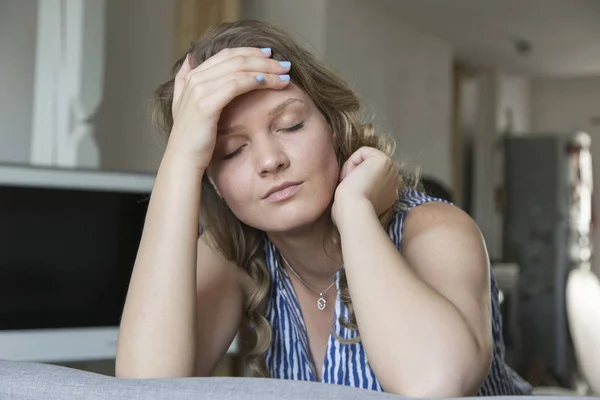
[114,366,141,379]
[114,354,134,378]
[115,357,196,379]
[114,359,149,379]
[386,371,481,399]
[114,366,192,379]
[391,381,475,399]
[385,346,492,398]
[114,341,198,378]
[114,363,138,379]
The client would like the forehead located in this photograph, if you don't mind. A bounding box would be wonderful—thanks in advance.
[219,84,309,125]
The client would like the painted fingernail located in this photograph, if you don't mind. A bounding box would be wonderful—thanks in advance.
[279,61,291,69]
[279,74,290,81]
[260,47,272,54]
[256,75,265,82]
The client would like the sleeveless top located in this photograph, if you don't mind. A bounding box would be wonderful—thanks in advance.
[262,189,533,396]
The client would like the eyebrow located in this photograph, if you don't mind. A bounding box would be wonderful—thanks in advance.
[268,97,304,117]
[217,125,244,136]
[218,98,305,135]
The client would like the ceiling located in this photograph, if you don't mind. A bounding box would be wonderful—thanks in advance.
[378,0,600,77]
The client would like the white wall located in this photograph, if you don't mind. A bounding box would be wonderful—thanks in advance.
[0,0,38,164]
[244,0,454,188]
[531,76,600,274]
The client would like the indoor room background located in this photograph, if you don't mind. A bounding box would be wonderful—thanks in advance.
[1,0,599,395]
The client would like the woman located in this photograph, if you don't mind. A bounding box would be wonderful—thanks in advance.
[115,20,532,397]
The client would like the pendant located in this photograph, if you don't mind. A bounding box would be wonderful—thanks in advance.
[317,294,326,310]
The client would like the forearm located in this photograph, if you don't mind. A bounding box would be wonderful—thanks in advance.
[337,200,486,397]
[116,149,203,378]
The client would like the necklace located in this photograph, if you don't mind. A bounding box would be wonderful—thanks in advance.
[280,255,336,311]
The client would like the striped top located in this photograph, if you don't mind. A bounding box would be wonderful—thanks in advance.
[263,189,533,395]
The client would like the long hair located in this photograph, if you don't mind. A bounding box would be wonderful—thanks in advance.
[152,19,413,376]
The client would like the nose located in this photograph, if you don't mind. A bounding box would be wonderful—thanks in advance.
[254,135,289,177]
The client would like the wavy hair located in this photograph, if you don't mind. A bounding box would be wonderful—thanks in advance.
[153,19,414,376]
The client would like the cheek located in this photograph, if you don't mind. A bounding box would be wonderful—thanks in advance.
[301,132,340,190]
[312,131,338,170]
[219,177,250,203]
[211,166,257,218]
[209,165,242,197]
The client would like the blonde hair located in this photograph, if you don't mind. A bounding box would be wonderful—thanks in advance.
[153,19,412,376]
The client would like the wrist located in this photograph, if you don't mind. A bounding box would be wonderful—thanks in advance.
[155,150,208,194]
[162,144,209,174]
[333,194,376,231]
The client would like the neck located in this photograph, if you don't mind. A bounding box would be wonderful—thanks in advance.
[267,212,342,286]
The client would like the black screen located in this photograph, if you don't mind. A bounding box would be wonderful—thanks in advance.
[0,185,148,330]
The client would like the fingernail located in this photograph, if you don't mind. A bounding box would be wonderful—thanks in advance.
[279,61,291,69]
[260,47,272,54]
[256,75,265,82]
[279,74,290,81]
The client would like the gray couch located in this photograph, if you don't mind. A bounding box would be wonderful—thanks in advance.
[0,360,596,400]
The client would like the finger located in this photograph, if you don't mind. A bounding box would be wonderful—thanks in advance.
[200,72,291,115]
[188,56,290,86]
[173,54,193,110]
[339,147,378,181]
[197,47,273,73]
[183,69,291,102]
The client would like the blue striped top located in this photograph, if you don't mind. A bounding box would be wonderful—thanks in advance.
[263,189,532,395]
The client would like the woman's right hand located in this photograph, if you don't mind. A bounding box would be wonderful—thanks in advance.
[166,47,292,171]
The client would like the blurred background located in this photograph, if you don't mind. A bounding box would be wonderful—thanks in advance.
[1,0,599,395]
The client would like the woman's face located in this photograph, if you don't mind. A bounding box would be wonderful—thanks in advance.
[207,84,339,234]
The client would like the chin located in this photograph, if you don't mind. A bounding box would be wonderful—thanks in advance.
[244,198,332,234]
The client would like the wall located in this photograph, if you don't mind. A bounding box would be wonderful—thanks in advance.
[531,76,600,274]
[0,0,38,164]
[95,0,175,173]
[242,0,327,56]
[531,76,600,135]
[325,0,453,187]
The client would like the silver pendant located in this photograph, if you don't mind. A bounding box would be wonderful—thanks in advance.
[317,294,326,310]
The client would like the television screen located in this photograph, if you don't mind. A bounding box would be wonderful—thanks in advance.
[0,185,149,330]
[0,164,153,362]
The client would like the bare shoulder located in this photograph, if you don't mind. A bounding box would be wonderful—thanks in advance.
[401,201,483,248]
[400,201,490,297]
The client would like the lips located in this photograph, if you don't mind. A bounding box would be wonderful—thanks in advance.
[263,181,303,202]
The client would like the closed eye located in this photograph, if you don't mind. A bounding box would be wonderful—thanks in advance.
[223,145,245,160]
[283,122,304,132]
[223,123,303,159]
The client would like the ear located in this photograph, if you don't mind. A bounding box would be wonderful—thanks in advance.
[208,175,223,199]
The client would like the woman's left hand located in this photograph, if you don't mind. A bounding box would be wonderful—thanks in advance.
[332,146,401,226]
